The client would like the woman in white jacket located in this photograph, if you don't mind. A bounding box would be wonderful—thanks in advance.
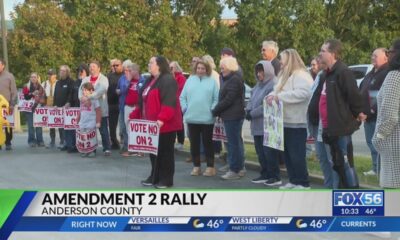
[267,49,313,189]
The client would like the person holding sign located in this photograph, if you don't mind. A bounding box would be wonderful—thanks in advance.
[118,60,144,157]
[0,59,17,151]
[78,61,111,156]
[76,82,101,157]
[212,56,246,180]
[266,49,313,189]
[180,59,219,177]
[23,73,45,147]
[42,69,59,148]
[246,61,280,186]
[130,56,182,189]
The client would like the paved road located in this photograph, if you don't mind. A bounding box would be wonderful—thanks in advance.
[0,133,323,189]
[242,120,371,157]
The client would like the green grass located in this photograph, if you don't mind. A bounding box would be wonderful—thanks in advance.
[243,143,379,187]
[183,139,379,187]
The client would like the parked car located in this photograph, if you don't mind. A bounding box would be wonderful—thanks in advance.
[349,64,373,87]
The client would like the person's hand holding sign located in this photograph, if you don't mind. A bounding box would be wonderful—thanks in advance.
[266,95,279,105]
[157,120,164,128]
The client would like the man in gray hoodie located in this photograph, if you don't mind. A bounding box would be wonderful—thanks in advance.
[246,61,281,186]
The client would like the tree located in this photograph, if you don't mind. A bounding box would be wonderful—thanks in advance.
[227,0,332,85]
[8,0,75,86]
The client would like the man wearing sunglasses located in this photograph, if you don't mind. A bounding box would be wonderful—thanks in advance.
[107,59,123,150]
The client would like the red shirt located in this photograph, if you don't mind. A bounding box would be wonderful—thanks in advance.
[125,79,139,106]
[319,82,328,128]
[90,76,98,85]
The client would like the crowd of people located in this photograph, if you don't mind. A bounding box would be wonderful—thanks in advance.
[0,37,399,189]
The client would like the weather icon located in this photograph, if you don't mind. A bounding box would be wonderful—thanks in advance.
[296,219,308,229]
[193,219,205,229]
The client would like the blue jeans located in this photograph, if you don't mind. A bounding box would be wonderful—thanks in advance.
[315,141,339,188]
[25,112,43,144]
[224,119,245,173]
[118,109,128,151]
[64,130,76,150]
[100,117,111,151]
[364,121,379,172]
[254,135,280,180]
[284,127,309,187]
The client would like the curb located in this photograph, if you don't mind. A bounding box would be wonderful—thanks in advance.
[176,149,378,189]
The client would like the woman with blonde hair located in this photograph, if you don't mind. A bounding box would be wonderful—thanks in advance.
[212,56,245,180]
[266,49,313,189]
[22,72,45,147]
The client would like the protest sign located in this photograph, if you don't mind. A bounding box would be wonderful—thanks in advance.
[33,107,48,127]
[47,107,65,128]
[212,118,227,142]
[2,108,14,128]
[64,108,80,130]
[76,129,98,153]
[263,97,284,151]
[17,93,34,112]
[128,119,159,155]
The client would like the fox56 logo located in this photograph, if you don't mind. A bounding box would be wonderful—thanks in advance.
[333,191,384,207]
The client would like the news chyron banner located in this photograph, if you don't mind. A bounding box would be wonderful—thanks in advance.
[1,190,400,238]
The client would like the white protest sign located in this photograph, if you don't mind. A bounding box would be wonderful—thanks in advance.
[64,107,80,130]
[76,129,98,153]
[212,118,227,142]
[17,93,35,112]
[128,119,159,155]
[47,107,64,128]
[33,107,48,127]
[2,108,14,128]
[263,97,284,151]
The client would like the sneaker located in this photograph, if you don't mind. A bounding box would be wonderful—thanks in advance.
[174,143,184,151]
[29,143,36,148]
[104,150,111,156]
[46,142,56,149]
[141,177,153,186]
[218,164,229,172]
[221,171,241,180]
[251,176,268,184]
[363,170,377,176]
[279,182,297,189]
[87,152,96,158]
[293,185,311,190]
[154,184,172,189]
[264,178,283,186]
[203,167,216,177]
[5,145,12,151]
[121,151,135,157]
[190,167,201,176]
[239,167,247,177]
[80,153,87,158]
[59,146,68,151]
[37,142,45,147]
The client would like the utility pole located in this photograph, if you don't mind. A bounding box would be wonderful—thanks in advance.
[0,0,9,71]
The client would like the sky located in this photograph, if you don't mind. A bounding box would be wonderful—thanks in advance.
[4,0,237,20]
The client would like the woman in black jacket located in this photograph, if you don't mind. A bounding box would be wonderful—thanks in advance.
[212,56,245,180]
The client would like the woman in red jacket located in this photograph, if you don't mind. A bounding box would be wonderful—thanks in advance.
[130,56,182,188]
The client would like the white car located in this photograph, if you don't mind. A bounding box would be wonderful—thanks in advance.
[348,64,373,87]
